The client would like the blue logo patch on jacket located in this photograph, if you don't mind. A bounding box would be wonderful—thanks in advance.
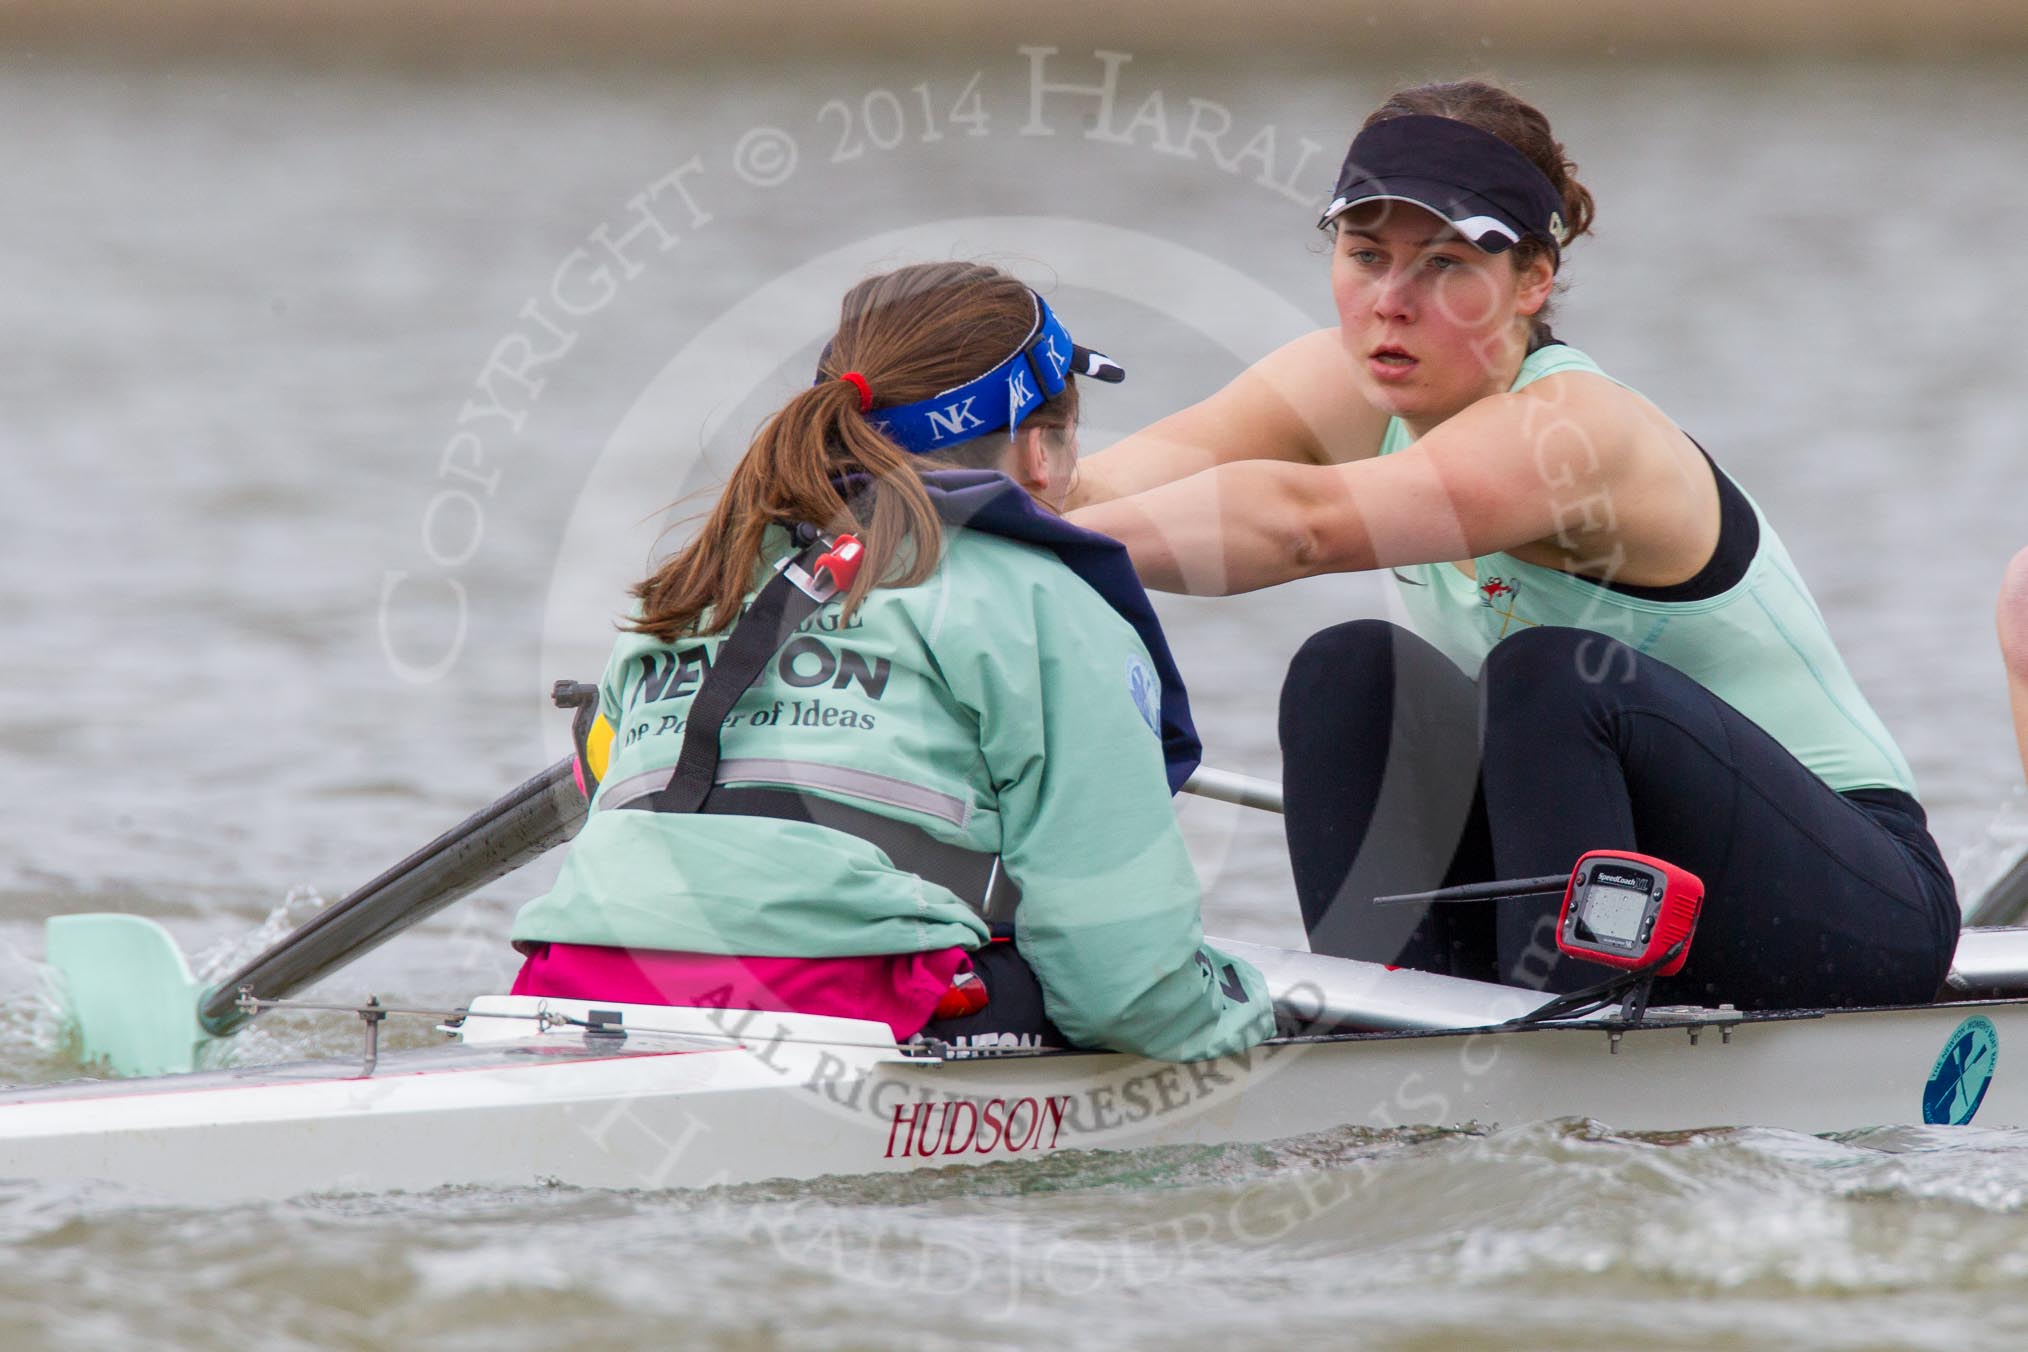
[1126,657,1161,733]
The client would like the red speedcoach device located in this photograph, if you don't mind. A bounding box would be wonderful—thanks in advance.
[1556,850,1704,976]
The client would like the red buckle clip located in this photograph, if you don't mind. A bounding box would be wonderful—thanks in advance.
[812,534,864,593]
[931,968,989,1021]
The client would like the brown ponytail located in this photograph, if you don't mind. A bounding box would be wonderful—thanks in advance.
[1363,79,1595,338]
[628,262,1079,643]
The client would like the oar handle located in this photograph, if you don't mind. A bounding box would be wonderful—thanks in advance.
[198,757,589,1035]
[1180,767,1283,814]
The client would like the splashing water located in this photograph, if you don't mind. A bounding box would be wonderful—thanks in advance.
[1954,786,2028,916]
[12,886,336,1080]
[190,884,330,988]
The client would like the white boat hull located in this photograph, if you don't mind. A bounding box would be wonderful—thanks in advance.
[0,993,2018,1201]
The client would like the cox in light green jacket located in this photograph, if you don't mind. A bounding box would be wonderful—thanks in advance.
[514,494,1276,1063]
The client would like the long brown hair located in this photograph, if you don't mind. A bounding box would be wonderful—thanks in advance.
[1362,79,1596,340]
[629,262,1079,643]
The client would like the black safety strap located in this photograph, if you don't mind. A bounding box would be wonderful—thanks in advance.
[627,533,1021,921]
[648,539,834,815]
[616,785,1020,923]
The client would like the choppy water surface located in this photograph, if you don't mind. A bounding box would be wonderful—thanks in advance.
[4,47,2028,1350]
[9,1122,2028,1351]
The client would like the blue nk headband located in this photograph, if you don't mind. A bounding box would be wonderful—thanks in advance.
[821,293,1124,457]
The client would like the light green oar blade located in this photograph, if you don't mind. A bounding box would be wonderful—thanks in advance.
[45,914,207,1077]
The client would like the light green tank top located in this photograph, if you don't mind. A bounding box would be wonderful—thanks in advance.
[1381,343,1915,795]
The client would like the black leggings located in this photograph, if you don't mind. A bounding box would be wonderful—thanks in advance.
[1279,621,1959,1010]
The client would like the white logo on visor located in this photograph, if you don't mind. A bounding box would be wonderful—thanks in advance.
[1040,334,1068,378]
[926,397,984,441]
[1007,368,1034,426]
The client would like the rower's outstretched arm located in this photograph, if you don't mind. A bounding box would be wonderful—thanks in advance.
[1066,329,1387,510]
[2002,548,2028,784]
[1072,376,1632,595]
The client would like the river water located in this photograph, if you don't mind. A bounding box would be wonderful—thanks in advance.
[4,46,2028,1350]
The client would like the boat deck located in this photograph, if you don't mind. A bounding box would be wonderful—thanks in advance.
[0,1029,730,1107]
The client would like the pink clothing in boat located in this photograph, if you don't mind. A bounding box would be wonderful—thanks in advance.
[510,942,971,1041]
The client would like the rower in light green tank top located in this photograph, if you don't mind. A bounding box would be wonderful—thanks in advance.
[1381,343,1916,797]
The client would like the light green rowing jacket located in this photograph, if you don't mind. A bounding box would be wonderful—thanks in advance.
[513,524,1276,1063]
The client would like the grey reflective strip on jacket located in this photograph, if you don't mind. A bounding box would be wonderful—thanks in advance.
[595,759,972,828]
[594,760,1013,921]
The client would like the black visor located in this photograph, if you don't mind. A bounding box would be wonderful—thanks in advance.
[1069,343,1124,383]
[1319,115,1566,261]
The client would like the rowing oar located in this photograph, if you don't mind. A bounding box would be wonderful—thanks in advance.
[1370,838,2028,939]
[46,759,1284,1077]
[1964,841,2028,927]
[47,757,586,1077]
[1179,766,1283,814]
[1119,772,2028,937]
